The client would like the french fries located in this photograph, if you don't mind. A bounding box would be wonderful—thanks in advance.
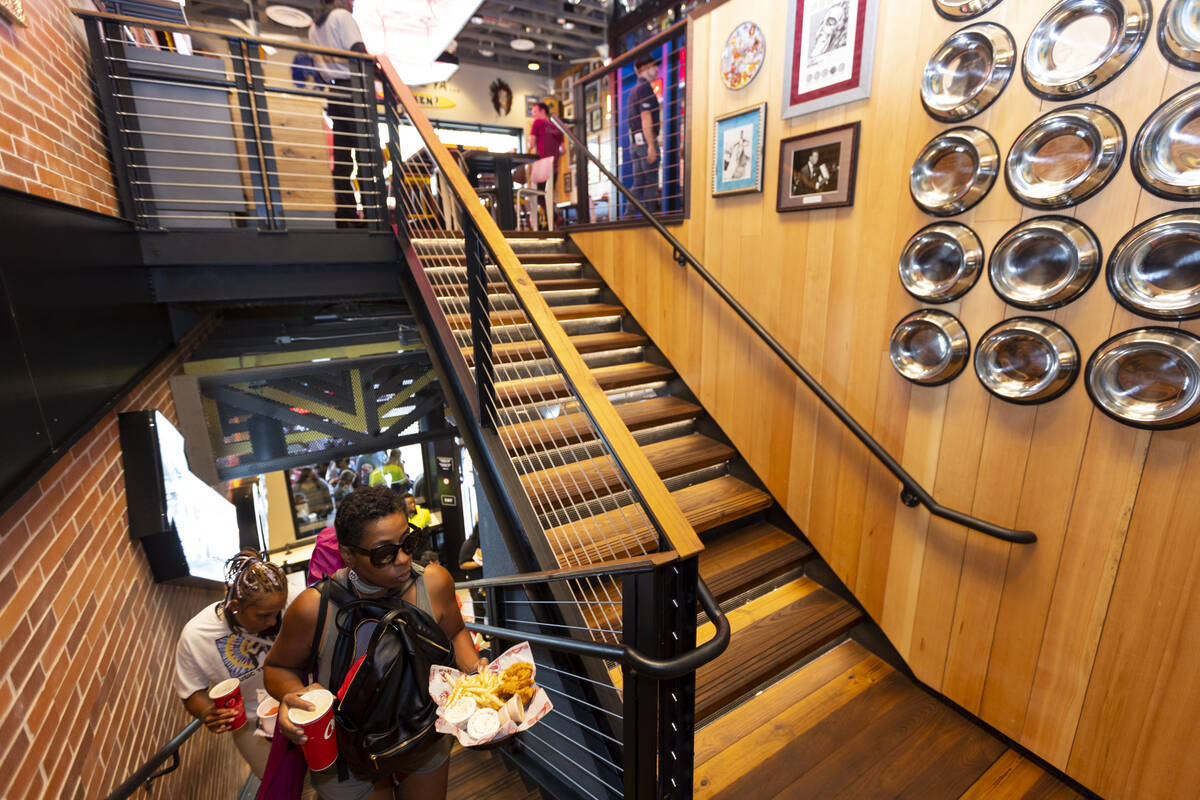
[445,662,536,713]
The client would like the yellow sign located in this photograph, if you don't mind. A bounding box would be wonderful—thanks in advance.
[411,92,455,109]
[0,0,27,26]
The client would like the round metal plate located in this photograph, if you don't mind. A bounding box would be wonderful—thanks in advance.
[910,127,999,216]
[921,23,1016,122]
[989,216,1101,310]
[1086,326,1200,428]
[1106,211,1200,320]
[889,310,970,386]
[899,222,984,303]
[1158,0,1200,70]
[974,317,1080,404]
[933,0,1005,21]
[1131,84,1200,201]
[1022,0,1151,100]
[1005,104,1125,209]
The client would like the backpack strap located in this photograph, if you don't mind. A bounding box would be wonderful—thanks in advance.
[309,579,332,684]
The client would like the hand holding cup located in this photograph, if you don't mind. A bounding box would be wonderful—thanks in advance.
[277,683,323,744]
[201,705,238,733]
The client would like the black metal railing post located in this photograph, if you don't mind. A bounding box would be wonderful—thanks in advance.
[86,20,142,224]
[465,215,498,430]
[657,556,698,799]
[622,567,663,799]
[572,82,590,225]
[355,58,388,230]
[227,40,275,229]
[241,41,285,229]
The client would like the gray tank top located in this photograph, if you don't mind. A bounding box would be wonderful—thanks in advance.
[315,564,435,687]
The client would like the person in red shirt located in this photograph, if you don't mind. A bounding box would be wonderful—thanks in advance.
[514,102,563,185]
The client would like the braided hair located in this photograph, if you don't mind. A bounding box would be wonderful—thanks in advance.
[222,550,287,633]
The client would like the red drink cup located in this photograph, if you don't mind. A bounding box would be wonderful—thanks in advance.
[288,689,337,771]
[208,678,247,730]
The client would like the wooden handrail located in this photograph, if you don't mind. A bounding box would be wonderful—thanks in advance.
[380,57,703,559]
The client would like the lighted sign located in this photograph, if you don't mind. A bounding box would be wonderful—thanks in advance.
[353,0,480,86]
[412,92,456,109]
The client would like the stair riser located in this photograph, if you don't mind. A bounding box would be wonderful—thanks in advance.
[535,463,731,528]
[490,380,669,418]
[450,315,625,342]
[482,347,645,383]
[436,288,603,310]
[414,237,569,256]
[509,419,698,475]
[423,264,584,282]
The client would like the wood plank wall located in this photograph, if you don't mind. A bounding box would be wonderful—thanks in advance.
[570,2,1200,798]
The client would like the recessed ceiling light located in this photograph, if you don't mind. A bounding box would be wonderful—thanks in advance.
[562,21,575,30]
[265,5,312,28]
[471,15,484,24]
[479,47,494,57]
[511,37,535,51]
[527,61,541,71]
[556,16,566,24]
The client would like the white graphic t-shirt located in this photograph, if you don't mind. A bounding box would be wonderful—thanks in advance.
[174,599,290,720]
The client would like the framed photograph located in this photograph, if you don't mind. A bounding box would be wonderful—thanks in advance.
[782,0,880,119]
[525,94,539,116]
[563,100,574,121]
[585,83,600,107]
[777,121,860,212]
[712,103,766,197]
[588,107,603,133]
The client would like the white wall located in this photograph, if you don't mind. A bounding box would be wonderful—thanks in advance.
[412,62,552,130]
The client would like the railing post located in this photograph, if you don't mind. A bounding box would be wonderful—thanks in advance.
[572,82,590,225]
[89,20,151,225]
[227,40,276,230]
[622,568,662,799]
[657,556,698,800]
[465,217,498,430]
[241,41,285,229]
[356,58,389,230]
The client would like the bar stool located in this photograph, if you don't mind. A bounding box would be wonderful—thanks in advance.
[515,156,556,231]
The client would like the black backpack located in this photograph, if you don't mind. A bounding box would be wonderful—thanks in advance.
[312,569,454,778]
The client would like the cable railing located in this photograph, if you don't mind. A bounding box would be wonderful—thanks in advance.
[562,22,688,227]
[549,113,1038,545]
[77,10,387,231]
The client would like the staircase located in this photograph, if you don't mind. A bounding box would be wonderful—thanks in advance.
[414,233,1083,799]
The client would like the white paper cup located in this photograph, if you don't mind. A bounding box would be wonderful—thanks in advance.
[257,697,279,737]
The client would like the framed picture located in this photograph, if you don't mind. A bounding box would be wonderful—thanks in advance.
[782,0,880,119]
[585,83,600,107]
[588,107,603,133]
[776,121,860,212]
[712,103,766,197]
[525,94,539,116]
[563,100,574,121]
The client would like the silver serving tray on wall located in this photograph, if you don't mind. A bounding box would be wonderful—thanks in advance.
[1158,0,1200,70]
[933,0,1005,21]
[1005,104,1125,209]
[974,317,1080,404]
[989,216,1101,310]
[910,127,999,216]
[1131,85,1200,201]
[1022,0,1151,99]
[889,310,971,386]
[1086,327,1200,428]
[899,222,984,303]
[921,23,1016,122]
[1107,211,1200,320]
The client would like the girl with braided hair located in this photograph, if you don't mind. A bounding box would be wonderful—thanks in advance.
[174,549,293,778]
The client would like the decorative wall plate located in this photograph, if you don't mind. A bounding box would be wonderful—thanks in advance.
[1086,327,1200,428]
[1107,211,1200,320]
[1157,0,1200,70]
[1005,104,1124,209]
[889,310,971,386]
[989,216,1101,310]
[721,21,767,90]
[910,126,999,216]
[933,0,1005,21]
[921,23,1016,122]
[1022,0,1151,99]
[1131,84,1200,201]
[974,317,1079,404]
[899,222,984,303]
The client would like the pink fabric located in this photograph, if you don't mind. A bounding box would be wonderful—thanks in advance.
[306,525,344,587]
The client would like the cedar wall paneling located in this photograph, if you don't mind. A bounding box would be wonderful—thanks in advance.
[570,2,1200,797]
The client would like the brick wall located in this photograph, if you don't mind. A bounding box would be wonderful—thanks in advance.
[0,317,251,800]
[0,0,118,214]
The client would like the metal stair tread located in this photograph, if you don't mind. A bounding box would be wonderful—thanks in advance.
[462,330,649,367]
[520,433,736,510]
[547,475,773,567]
[434,278,604,299]
[692,577,863,723]
[444,303,625,330]
[698,522,815,602]
[493,361,674,406]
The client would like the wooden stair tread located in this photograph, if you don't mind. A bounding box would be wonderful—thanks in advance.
[493,361,673,406]
[422,253,581,265]
[445,303,625,330]
[436,278,604,298]
[693,577,862,722]
[573,577,623,645]
[462,330,649,367]
[548,475,773,567]
[958,749,1084,799]
[699,522,814,602]
[495,395,702,450]
[521,433,735,509]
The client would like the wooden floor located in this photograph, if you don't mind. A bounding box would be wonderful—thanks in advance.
[446,744,543,800]
[694,640,1083,800]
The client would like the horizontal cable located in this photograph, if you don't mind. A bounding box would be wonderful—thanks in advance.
[522,744,610,800]
[538,682,622,720]
[522,728,623,797]
[116,109,374,138]
[526,662,621,693]
[537,711,623,768]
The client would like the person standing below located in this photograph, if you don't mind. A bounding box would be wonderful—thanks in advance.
[264,488,485,800]
[368,449,409,492]
[174,551,291,778]
[513,101,564,226]
[402,492,432,530]
[309,0,368,228]
[626,57,661,212]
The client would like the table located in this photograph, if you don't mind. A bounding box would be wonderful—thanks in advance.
[460,150,540,231]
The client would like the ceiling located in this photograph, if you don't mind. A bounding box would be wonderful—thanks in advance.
[183,0,610,79]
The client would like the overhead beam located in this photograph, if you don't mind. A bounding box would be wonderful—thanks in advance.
[480,0,606,28]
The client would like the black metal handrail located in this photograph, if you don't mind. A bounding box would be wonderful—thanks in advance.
[550,115,1036,545]
[103,719,201,800]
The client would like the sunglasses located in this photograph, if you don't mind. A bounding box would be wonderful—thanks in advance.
[347,530,419,568]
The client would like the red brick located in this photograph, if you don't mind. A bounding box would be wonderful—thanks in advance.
[0,726,32,797]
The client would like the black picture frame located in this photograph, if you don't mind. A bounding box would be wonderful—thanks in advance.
[776,121,861,212]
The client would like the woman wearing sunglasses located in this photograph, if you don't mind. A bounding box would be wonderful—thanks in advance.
[264,487,485,799]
